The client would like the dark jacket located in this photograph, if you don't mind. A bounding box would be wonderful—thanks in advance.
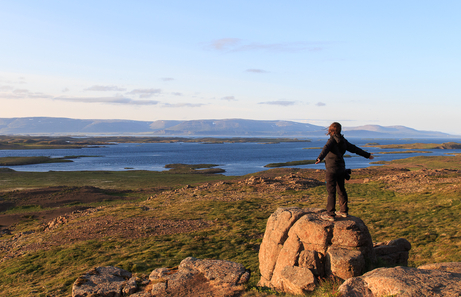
[317,134,371,172]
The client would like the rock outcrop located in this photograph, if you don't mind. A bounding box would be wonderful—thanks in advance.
[338,262,461,296]
[72,266,137,297]
[72,257,250,297]
[258,207,376,295]
[373,238,411,266]
[148,257,250,297]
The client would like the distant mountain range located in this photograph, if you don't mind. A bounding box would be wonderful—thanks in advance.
[0,117,456,138]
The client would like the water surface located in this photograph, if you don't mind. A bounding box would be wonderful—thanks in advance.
[1,137,460,176]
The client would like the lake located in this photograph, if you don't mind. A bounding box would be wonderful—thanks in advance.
[1,137,460,176]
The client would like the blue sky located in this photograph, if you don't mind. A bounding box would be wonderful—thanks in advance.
[1,1,460,134]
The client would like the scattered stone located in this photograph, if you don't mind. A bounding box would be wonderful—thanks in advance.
[44,208,100,231]
[74,261,249,297]
[338,264,461,296]
[239,175,323,192]
[371,168,461,193]
[373,238,411,266]
[0,228,12,236]
[72,266,135,297]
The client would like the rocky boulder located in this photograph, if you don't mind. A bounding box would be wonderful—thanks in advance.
[72,266,137,297]
[73,257,250,297]
[338,262,461,296]
[373,238,411,266]
[148,257,250,297]
[258,207,376,295]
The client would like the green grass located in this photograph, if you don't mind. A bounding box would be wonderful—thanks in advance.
[0,154,460,296]
[3,204,44,214]
[164,163,226,174]
[376,150,432,154]
[265,159,317,168]
[364,142,461,150]
[299,181,461,267]
[0,197,275,296]
[0,170,235,191]
[375,154,461,170]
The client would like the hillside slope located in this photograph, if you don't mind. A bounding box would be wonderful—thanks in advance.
[0,117,455,137]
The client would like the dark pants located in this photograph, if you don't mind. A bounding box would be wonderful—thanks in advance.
[325,170,348,216]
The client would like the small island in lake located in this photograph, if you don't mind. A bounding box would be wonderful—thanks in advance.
[364,142,461,150]
[0,135,310,150]
[0,155,98,166]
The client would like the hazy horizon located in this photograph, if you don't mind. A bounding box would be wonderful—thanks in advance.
[1,116,459,137]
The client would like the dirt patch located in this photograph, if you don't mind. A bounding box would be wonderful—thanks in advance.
[5,168,414,263]
[369,168,461,193]
[1,186,129,208]
[1,208,213,261]
[0,186,135,228]
[48,216,212,243]
[0,170,327,262]
[0,206,91,229]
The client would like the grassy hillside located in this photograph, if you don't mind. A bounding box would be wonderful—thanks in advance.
[0,155,460,296]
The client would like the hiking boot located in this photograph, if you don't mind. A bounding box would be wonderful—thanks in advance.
[335,211,348,218]
[320,214,335,222]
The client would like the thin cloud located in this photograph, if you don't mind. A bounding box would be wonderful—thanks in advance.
[211,38,241,50]
[246,69,269,73]
[160,77,174,81]
[0,78,27,85]
[0,85,14,91]
[259,100,296,106]
[221,96,237,101]
[62,88,70,92]
[127,88,162,98]
[55,96,160,105]
[163,103,205,108]
[210,38,326,53]
[171,92,183,96]
[13,89,29,94]
[316,102,326,106]
[7,89,53,99]
[236,42,325,52]
[85,85,127,92]
[0,87,161,106]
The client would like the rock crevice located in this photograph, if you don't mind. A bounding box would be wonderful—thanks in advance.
[258,207,409,295]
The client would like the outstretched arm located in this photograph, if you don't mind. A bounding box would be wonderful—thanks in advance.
[316,139,334,164]
[346,140,372,159]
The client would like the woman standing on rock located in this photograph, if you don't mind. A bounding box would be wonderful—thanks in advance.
[315,122,374,221]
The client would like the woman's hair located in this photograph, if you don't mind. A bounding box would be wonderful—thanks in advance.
[327,122,342,135]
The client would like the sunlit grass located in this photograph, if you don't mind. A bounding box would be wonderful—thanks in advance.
[0,153,460,296]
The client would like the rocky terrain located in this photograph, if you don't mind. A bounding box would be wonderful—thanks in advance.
[1,161,460,296]
[67,206,460,296]
[0,172,324,263]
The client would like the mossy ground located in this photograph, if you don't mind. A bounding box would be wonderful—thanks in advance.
[0,154,460,296]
